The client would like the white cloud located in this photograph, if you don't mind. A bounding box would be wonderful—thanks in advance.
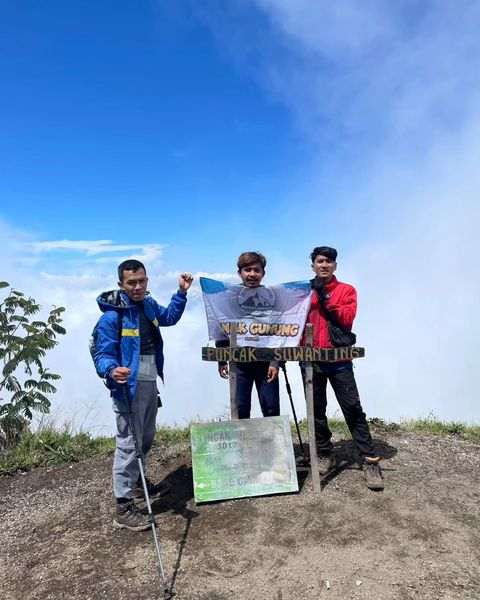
[253,1,395,58]
[30,239,166,265]
[0,223,241,434]
[3,2,480,433]
[201,1,480,149]
[348,122,480,423]
[196,1,480,423]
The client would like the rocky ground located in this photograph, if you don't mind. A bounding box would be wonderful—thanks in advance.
[1,430,480,600]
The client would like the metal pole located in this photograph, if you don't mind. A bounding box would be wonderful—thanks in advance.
[281,363,306,461]
[123,385,173,599]
[304,324,321,493]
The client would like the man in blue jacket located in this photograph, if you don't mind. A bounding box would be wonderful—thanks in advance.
[92,259,193,531]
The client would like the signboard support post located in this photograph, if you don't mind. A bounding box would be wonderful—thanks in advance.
[229,323,239,419]
[304,324,321,493]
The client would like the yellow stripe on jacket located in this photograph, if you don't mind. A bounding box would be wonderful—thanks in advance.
[121,328,139,337]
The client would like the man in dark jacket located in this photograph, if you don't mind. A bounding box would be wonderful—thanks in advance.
[92,259,193,530]
[303,246,383,490]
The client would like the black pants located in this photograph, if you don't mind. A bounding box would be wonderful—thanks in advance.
[303,363,376,459]
[236,362,280,419]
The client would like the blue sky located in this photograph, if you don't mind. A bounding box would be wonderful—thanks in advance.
[1,1,314,267]
[1,1,479,431]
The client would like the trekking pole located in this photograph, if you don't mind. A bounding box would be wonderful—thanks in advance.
[122,385,174,600]
[281,363,307,462]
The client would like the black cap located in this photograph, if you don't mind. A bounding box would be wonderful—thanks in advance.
[310,246,337,262]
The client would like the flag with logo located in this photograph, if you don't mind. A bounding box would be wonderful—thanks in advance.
[200,277,312,348]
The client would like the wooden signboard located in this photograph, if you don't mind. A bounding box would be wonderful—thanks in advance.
[202,345,365,363]
[191,416,298,503]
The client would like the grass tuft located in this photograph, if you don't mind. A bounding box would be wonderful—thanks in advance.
[290,416,480,443]
[291,417,350,441]
[2,416,479,476]
[155,425,190,445]
[0,426,115,475]
[400,417,480,440]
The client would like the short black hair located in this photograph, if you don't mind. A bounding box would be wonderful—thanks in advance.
[237,251,267,271]
[118,259,146,282]
[310,246,338,262]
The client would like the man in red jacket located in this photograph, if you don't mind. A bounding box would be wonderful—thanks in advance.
[303,246,383,490]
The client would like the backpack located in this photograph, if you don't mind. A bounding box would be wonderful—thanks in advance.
[89,313,122,374]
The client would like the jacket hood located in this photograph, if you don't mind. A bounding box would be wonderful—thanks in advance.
[96,290,151,313]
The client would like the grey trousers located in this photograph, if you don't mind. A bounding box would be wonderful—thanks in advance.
[112,380,158,499]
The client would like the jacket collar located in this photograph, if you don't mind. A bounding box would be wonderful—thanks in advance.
[119,290,151,308]
[324,275,338,291]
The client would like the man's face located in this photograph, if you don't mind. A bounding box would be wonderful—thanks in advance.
[119,268,149,302]
[238,262,265,288]
[312,254,336,281]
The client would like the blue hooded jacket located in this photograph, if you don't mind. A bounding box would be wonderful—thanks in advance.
[91,289,187,404]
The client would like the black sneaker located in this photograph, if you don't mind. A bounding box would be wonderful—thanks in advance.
[133,477,171,499]
[364,461,384,490]
[318,453,337,475]
[113,500,150,531]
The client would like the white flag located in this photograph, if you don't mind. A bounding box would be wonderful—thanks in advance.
[200,277,312,348]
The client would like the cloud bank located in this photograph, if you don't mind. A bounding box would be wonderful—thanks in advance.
[2,2,479,432]
[0,221,233,434]
[194,0,480,422]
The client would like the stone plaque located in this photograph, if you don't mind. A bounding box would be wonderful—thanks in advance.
[191,416,299,503]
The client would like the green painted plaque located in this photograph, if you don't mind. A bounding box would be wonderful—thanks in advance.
[191,416,299,503]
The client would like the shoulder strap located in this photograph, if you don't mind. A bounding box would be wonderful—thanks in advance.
[117,311,122,340]
[315,290,347,330]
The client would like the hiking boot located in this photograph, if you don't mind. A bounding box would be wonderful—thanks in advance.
[113,500,150,531]
[364,461,384,490]
[133,476,171,499]
[318,453,337,475]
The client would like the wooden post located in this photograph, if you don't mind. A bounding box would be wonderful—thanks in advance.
[304,324,321,493]
[229,323,239,419]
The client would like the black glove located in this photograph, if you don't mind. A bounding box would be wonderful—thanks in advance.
[310,277,327,302]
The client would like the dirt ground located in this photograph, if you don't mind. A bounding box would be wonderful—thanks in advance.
[1,430,480,600]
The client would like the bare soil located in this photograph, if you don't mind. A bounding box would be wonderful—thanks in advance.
[1,430,480,600]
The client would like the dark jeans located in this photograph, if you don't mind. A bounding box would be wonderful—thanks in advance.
[303,363,376,459]
[236,362,280,419]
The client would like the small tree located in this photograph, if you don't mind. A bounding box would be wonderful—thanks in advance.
[0,281,66,448]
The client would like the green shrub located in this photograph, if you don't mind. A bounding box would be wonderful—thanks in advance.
[0,425,115,475]
[2,416,479,477]
[0,282,66,448]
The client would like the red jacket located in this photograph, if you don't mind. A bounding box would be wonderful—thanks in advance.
[302,276,357,348]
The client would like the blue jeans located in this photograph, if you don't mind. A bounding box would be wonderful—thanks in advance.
[235,362,280,419]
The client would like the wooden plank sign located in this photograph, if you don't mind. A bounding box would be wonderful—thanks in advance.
[191,416,299,503]
[202,345,365,363]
